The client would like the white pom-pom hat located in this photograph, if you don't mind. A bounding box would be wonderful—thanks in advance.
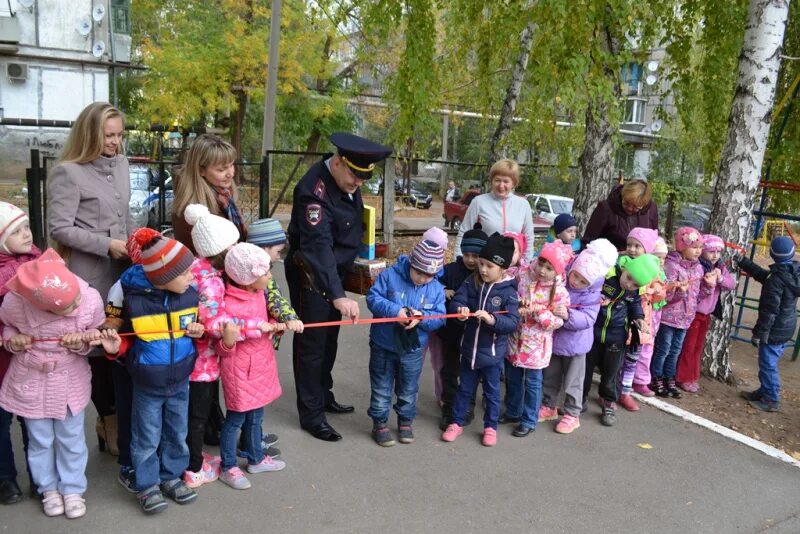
[570,238,619,285]
[184,203,240,258]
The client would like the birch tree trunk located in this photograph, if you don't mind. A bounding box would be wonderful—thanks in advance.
[573,24,620,233]
[702,0,791,382]
[487,20,536,167]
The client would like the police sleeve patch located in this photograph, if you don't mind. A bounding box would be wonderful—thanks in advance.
[306,203,322,226]
[313,179,326,200]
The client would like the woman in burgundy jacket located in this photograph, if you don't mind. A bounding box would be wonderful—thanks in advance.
[582,180,659,252]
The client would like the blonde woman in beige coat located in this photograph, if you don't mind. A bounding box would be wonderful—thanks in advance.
[47,102,133,459]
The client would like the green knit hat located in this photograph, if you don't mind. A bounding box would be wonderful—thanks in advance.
[618,254,661,287]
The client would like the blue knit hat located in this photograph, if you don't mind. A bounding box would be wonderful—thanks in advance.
[461,224,489,255]
[410,239,444,274]
[247,218,286,248]
[770,236,795,264]
[553,213,577,236]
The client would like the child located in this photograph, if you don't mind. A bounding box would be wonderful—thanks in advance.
[436,226,488,429]
[650,227,704,398]
[503,241,571,437]
[736,236,800,412]
[216,243,286,489]
[108,232,204,514]
[617,228,667,411]
[503,231,529,277]
[0,202,39,504]
[442,233,520,446]
[365,240,446,446]
[583,253,660,426]
[415,227,448,404]
[675,234,735,393]
[0,249,113,518]
[542,239,618,434]
[633,237,669,395]
[539,213,581,255]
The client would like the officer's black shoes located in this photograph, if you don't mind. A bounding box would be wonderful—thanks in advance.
[0,479,23,505]
[303,422,343,442]
[324,401,355,414]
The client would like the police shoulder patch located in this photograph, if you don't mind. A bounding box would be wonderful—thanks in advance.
[313,179,326,200]
[306,203,322,226]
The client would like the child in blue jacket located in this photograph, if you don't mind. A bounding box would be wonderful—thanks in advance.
[366,240,446,447]
[441,233,520,447]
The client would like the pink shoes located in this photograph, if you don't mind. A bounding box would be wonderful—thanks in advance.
[632,383,655,397]
[183,459,220,489]
[441,423,463,442]
[678,381,700,393]
[618,393,640,412]
[555,414,580,434]
[538,405,559,422]
[482,428,497,447]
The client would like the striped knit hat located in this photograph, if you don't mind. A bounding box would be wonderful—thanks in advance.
[410,239,445,274]
[702,234,725,253]
[247,218,287,248]
[135,228,195,285]
[461,224,489,255]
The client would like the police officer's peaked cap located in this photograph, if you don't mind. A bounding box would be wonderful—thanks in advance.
[329,132,392,180]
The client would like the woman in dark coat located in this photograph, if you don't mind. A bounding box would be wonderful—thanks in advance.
[582,179,659,251]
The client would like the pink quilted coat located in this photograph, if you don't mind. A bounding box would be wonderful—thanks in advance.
[507,268,570,370]
[215,283,281,412]
[660,251,705,330]
[0,279,104,419]
[191,258,263,382]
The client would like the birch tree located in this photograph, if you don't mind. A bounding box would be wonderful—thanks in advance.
[702,0,792,381]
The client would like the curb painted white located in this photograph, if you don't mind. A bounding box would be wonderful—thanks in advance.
[632,392,800,469]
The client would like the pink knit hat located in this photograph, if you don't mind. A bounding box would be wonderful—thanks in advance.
[627,227,659,254]
[702,234,725,253]
[674,227,704,252]
[503,231,528,259]
[422,227,448,250]
[538,241,574,276]
[6,248,80,313]
[570,238,618,284]
[224,243,271,286]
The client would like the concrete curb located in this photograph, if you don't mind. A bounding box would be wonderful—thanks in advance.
[632,392,800,469]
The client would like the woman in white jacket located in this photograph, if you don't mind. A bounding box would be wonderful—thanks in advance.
[455,159,534,260]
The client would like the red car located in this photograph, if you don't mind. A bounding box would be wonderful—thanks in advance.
[443,189,481,230]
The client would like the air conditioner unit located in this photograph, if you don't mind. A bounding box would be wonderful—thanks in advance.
[7,62,27,81]
[0,16,20,44]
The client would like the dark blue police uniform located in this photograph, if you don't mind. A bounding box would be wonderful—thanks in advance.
[286,133,391,441]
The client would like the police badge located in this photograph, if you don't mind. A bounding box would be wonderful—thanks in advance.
[306,203,322,226]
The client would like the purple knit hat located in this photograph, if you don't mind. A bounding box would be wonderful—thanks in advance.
[410,239,445,274]
[702,234,725,253]
[422,227,449,250]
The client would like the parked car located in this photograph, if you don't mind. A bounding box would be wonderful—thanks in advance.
[145,176,175,228]
[526,194,574,226]
[395,181,432,209]
[658,202,711,233]
[443,189,481,230]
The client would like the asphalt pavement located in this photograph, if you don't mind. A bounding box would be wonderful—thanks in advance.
[2,267,799,533]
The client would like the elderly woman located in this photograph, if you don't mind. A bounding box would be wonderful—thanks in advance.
[455,159,535,259]
[582,179,659,251]
[47,102,133,458]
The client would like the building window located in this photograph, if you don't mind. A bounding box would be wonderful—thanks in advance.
[621,63,641,95]
[111,0,131,35]
[624,98,647,125]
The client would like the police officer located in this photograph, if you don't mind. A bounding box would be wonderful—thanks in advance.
[286,133,392,441]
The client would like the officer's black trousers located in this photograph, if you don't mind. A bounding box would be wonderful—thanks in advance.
[286,265,344,428]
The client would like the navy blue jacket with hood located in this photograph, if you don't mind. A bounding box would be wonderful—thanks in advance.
[594,265,643,345]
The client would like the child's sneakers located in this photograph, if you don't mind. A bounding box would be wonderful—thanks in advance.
[678,381,700,393]
[632,383,655,397]
[117,466,137,493]
[137,486,168,514]
[202,451,222,467]
[372,426,396,447]
[247,455,286,473]
[601,401,617,427]
[651,377,667,397]
[441,423,463,442]
[397,422,415,444]
[482,427,497,447]
[219,467,252,490]
[618,393,640,412]
[160,479,197,505]
[42,490,64,517]
[665,378,682,398]
[63,494,86,519]
[538,405,558,422]
[183,460,220,489]
[555,414,580,434]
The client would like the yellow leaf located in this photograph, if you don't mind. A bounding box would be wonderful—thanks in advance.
[637,443,653,449]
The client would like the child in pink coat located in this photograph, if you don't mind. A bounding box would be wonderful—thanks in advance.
[503,241,571,437]
[0,249,118,519]
[216,243,286,490]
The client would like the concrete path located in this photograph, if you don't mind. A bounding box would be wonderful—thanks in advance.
[2,267,799,533]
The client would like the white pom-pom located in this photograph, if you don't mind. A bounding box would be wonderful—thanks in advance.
[586,238,618,270]
[183,204,210,227]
